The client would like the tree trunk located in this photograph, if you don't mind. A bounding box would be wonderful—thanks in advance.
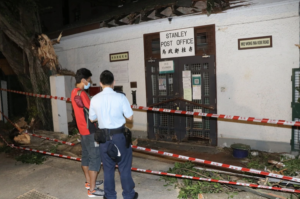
[0,2,56,130]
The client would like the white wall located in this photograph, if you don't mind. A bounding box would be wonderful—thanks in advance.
[54,0,299,145]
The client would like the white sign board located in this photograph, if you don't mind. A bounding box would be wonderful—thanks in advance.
[160,28,195,58]
[159,61,174,74]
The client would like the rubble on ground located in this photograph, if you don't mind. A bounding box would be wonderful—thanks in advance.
[163,147,300,199]
[14,133,30,145]
[2,119,299,198]
[28,130,81,157]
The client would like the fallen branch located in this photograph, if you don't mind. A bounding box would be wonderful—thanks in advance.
[268,160,285,168]
[194,167,261,179]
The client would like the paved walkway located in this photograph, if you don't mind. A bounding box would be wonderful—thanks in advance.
[0,152,179,199]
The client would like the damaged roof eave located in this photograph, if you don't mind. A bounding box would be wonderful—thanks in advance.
[51,0,297,42]
[49,0,253,39]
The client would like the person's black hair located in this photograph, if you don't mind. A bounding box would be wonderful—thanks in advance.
[100,70,114,85]
[75,68,92,84]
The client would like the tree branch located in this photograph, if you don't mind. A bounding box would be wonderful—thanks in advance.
[0,2,29,47]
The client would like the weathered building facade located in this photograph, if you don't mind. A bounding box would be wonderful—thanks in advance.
[53,0,300,152]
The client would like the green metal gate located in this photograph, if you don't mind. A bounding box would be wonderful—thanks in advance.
[291,68,300,151]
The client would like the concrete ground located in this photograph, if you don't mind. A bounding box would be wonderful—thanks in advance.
[0,152,179,199]
[1,135,298,199]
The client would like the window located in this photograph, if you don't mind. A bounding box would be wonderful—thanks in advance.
[144,33,160,60]
[151,38,160,54]
[196,32,208,51]
[195,25,216,56]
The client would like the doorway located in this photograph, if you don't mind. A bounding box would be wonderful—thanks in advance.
[145,56,217,145]
[144,25,217,145]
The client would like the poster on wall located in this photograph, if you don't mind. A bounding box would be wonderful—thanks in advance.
[160,28,195,59]
[184,88,192,101]
[192,74,201,100]
[159,77,167,90]
[182,70,192,101]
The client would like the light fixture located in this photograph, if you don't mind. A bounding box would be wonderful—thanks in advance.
[168,17,172,24]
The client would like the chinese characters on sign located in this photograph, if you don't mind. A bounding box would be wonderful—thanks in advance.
[238,36,272,50]
[110,52,129,62]
[160,28,195,58]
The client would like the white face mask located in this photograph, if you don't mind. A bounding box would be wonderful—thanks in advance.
[84,82,90,89]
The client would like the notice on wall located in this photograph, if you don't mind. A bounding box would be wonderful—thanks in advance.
[193,109,202,122]
[110,63,129,83]
[159,77,167,90]
[182,70,192,100]
[160,28,195,59]
[183,79,191,89]
[182,70,191,78]
[159,61,174,74]
[182,71,191,89]
[184,88,192,101]
[192,75,201,100]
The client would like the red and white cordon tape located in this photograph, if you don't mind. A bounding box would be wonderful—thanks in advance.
[2,88,300,183]
[24,130,76,146]
[132,145,300,183]
[0,135,299,194]
[0,110,23,132]
[0,135,80,161]
[1,88,300,127]
[131,105,300,127]
[0,135,10,146]
[13,145,81,161]
[0,88,70,102]
[131,168,300,194]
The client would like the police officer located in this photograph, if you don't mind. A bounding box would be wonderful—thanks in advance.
[89,70,138,199]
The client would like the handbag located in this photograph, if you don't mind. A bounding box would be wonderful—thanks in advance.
[74,90,97,133]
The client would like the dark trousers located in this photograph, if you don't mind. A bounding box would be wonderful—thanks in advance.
[100,133,135,199]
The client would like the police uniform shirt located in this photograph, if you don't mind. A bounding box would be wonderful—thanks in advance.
[89,87,133,129]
